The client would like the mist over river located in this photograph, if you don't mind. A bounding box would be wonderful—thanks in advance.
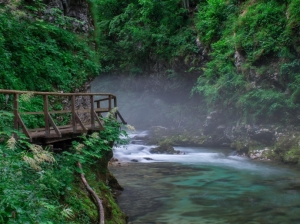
[109,131,300,224]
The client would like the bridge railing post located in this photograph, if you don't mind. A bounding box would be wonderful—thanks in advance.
[13,93,19,130]
[71,95,77,133]
[96,100,100,117]
[90,95,95,129]
[113,96,117,119]
[43,95,50,137]
[108,95,112,115]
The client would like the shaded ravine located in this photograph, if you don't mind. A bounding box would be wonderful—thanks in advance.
[110,132,300,223]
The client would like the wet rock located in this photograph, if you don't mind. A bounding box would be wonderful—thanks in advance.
[203,111,225,135]
[201,116,232,147]
[107,172,123,191]
[133,135,149,140]
[216,125,226,134]
[249,69,261,83]
[250,149,264,159]
[150,143,180,154]
[110,157,118,162]
[249,147,270,160]
[150,126,168,130]
[45,0,93,33]
[143,157,154,160]
[249,128,274,144]
[203,111,217,132]
[131,140,144,144]
[131,134,150,144]
[234,50,245,71]
[131,159,139,162]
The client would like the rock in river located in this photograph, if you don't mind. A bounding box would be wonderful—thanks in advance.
[150,143,180,154]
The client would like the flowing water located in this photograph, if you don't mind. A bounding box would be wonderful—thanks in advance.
[109,131,300,224]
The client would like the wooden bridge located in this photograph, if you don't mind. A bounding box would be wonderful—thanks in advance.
[0,89,126,144]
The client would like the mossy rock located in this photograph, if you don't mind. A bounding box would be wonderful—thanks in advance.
[150,143,180,154]
[283,147,300,164]
[230,140,249,152]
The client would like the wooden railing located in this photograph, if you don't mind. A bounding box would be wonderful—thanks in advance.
[0,89,126,143]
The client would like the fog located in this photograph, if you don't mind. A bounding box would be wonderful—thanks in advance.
[91,74,205,130]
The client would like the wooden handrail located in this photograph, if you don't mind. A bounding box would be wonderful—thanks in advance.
[20,108,110,115]
[0,89,126,142]
[94,95,116,103]
[0,89,116,97]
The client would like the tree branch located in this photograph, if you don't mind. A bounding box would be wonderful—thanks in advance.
[77,161,105,224]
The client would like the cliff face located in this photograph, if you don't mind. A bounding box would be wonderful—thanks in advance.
[41,0,93,32]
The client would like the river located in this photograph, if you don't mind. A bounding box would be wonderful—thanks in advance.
[109,131,300,223]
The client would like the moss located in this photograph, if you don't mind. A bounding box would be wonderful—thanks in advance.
[271,134,300,164]
[64,177,98,223]
[62,153,127,224]
[84,164,127,224]
[283,147,300,164]
[150,128,208,147]
[230,140,249,152]
[261,147,281,161]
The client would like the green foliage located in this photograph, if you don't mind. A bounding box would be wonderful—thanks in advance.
[0,3,126,222]
[286,0,300,53]
[0,8,100,92]
[0,131,67,223]
[96,0,198,72]
[193,67,246,112]
[236,88,295,123]
[196,0,238,44]
[0,111,14,133]
[192,0,300,124]
[271,135,300,164]
[0,114,128,223]
[234,0,288,63]
[66,117,128,165]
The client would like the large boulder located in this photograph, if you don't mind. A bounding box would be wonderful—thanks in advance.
[150,143,180,154]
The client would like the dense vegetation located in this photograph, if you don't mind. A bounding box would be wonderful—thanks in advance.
[3,0,300,126]
[194,0,300,124]
[0,111,127,223]
[95,0,300,125]
[2,0,300,221]
[96,0,199,72]
[0,1,99,92]
[0,1,126,223]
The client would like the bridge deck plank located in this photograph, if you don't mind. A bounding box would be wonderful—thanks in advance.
[29,123,104,139]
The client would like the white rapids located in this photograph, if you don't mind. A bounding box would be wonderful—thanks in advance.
[113,131,290,175]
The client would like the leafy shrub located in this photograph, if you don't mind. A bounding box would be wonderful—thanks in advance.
[0,9,100,92]
[96,0,197,72]
[196,0,238,44]
[236,89,294,123]
[0,115,127,223]
[234,0,288,63]
[192,0,300,124]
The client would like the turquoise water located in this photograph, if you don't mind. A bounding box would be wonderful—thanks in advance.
[110,137,300,223]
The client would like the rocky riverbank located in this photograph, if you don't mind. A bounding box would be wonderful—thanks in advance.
[142,112,300,166]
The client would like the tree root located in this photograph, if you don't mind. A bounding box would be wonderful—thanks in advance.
[77,162,105,224]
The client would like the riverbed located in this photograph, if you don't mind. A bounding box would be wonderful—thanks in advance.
[109,132,300,224]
